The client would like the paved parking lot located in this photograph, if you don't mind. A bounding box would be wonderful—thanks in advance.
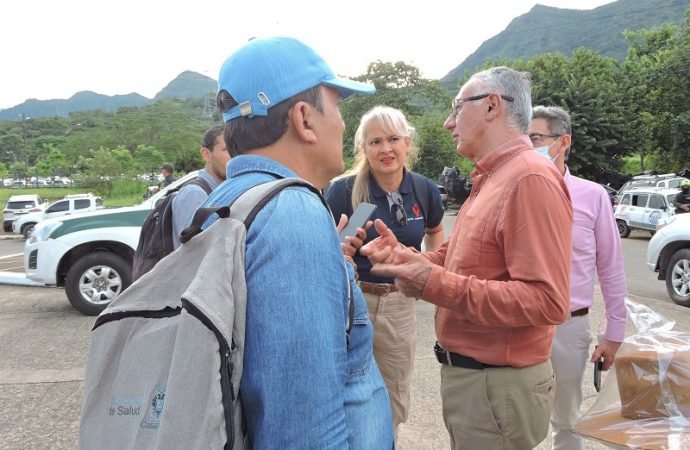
[0,254,23,273]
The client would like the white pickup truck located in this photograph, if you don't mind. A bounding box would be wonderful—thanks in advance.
[12,193,103,238]
[24,171,199,315]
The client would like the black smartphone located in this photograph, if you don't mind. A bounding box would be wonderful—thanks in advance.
[593,357,604,392]
[339,202,377,243]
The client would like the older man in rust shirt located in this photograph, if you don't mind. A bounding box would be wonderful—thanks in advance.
[361,66,572,449]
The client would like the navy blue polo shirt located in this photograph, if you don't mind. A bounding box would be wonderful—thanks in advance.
[327,170,444,284]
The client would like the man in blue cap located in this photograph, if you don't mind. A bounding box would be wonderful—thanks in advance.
[202,37,393,448]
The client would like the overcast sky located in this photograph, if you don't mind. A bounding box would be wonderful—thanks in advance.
[0,0,614,110]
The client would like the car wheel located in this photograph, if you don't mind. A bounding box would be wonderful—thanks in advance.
[665,249,690,307]
[21,223,36,239]
[617,220,631,238]
[65,252,132,315]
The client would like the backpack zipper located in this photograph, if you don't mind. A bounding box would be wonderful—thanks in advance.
[181,298,235,450]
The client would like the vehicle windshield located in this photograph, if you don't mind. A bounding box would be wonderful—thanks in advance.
[7,201,36,209]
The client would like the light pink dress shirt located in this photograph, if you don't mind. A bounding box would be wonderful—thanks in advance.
[565,168,627,342]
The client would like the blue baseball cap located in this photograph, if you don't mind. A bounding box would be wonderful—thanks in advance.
[218,37,375,122]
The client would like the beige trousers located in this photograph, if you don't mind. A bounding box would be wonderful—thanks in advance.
[363,291,417,434]
[550,315,592,450]
[440,359,555,450]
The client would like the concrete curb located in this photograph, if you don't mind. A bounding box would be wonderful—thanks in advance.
[0,271,44,287]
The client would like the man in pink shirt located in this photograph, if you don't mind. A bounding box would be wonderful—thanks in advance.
[361,67,573,449]
[530,105,628,450]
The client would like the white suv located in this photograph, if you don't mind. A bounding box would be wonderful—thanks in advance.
[3,194,48,232]
[12,193,103,238]
[614,187,679,237]
[647,213,690,306]
[24,171,199,315]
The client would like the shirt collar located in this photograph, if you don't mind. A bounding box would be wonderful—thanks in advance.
[473,136,533,175]
[369,168,413,198]
[226,154,299,180]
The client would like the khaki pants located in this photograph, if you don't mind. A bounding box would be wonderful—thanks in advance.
[441,359,555,450]
[550,315,592,450]
[363,291,416,434]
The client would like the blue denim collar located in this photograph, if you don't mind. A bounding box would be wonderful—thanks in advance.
[227,154,299,180]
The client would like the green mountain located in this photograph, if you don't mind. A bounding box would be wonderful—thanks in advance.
[441,0,690,88]
[0,91,151,120]
[0,71,216,120]
[153,70,216,101]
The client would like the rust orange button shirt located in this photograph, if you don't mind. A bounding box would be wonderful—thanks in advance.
[422,136,573,367]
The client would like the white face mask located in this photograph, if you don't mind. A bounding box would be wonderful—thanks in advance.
[534,139,560,163]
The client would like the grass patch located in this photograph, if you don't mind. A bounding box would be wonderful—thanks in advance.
[1,179,149,209]
[0,187,84,206]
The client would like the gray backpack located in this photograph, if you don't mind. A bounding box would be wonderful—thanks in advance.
[79,178,327,450]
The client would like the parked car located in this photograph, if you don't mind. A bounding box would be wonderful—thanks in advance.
[12,193,103,238]
[23,171,199,315]
[51,178,72,188]
[616,173,689,205]
[438,185,449,209]
[647,213,690,306]
[614,187,679,237]
[3,194,48,232]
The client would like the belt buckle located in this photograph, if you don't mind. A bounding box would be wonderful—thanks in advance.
[380,284,392,296]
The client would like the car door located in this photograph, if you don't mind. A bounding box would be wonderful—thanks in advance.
[627,193,649,228]
[44,199,71,219]
[643,194,668,229]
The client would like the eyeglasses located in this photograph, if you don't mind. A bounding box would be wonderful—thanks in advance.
[529,133,562,145]
[390,191,407,226]
[450,93,515,118]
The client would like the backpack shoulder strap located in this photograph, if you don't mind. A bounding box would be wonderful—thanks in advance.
[159,174,213,248]
[408,171,430,221]
[231,178,327,227]
[180,178,327,243]
[186,175,213,195]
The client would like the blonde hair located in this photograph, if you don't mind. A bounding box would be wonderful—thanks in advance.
[343,106,417,212]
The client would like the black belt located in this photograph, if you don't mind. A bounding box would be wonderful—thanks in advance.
[571,307,589,317]
[434,343,509,370]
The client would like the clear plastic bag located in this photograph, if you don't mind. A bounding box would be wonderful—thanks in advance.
[575,299,690,449]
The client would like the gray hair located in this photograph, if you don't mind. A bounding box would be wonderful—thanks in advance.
[532,105,572,160]
[531,105,572,136]
[469,66,532,133]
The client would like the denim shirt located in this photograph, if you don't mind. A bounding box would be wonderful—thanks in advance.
[171,169,220,249]
[202,155,393,449]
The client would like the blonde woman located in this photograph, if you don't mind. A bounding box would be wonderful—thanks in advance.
[327,106,445,437]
